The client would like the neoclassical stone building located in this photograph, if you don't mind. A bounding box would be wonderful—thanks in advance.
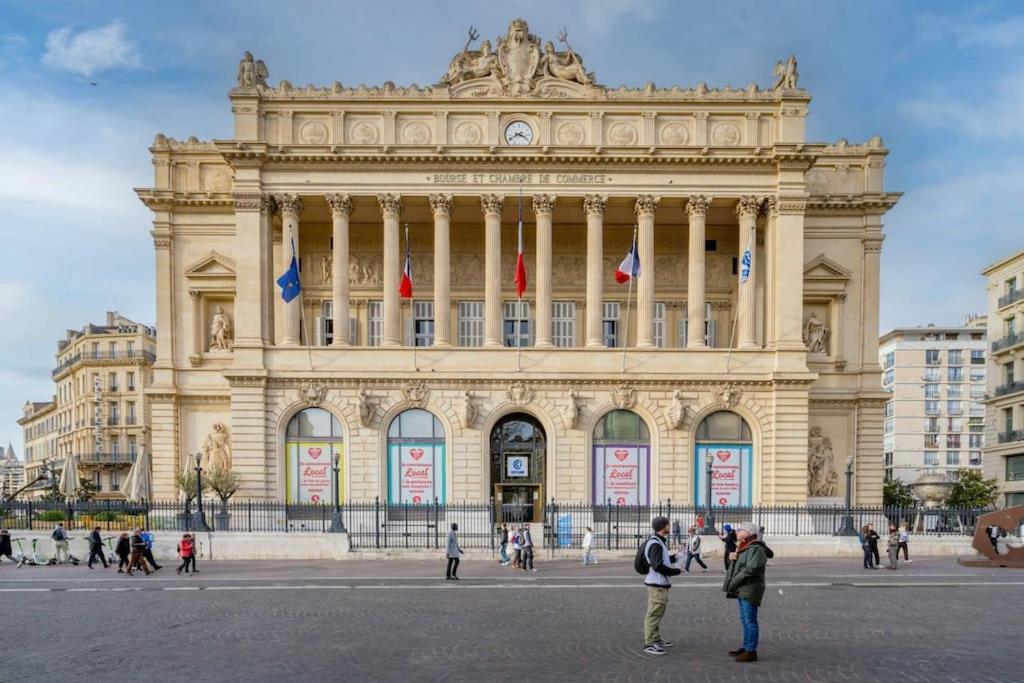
[137,20,899,514]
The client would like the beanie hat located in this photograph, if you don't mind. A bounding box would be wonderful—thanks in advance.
[737,521,759,536]
[651,516,670,533]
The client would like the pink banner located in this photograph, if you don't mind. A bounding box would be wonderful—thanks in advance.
[399,445,434,504]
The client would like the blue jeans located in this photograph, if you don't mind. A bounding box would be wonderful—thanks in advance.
[738,598,759,653]
[499,543,510,563]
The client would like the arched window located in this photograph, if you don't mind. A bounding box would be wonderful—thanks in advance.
[387,409,445,504]
[694,410,754,507]
[285,407,343,504]
[593,410,651,506]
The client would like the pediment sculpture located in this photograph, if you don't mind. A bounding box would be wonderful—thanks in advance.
[441,20,596,97]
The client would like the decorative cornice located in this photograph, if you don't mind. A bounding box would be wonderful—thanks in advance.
[686,195,710,217]
[377,193,402,216]
[532,193,555,216]
[480,193,503,216]
[583,194,607,217]
[634,194,659,216]
[776,199,807,215]
[152,235,172,250]
[325,193,354,216]
[428,193,453,217]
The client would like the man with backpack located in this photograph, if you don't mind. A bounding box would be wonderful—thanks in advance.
[51,523,70,564]
[636,516,681,655]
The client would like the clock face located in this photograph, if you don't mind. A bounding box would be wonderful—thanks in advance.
[504,121,533,146]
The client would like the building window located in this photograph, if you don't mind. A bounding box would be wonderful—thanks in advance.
[1006,456,1024,482]
[285,407,345,504]
[924,367,941,382]
[679,302,717,348]
[948,349,963,366]
[94,471,103,491]
[653,302,666,348]
[925,417,939,433]
[924,451,939,467]
[970,368,985,382]
[127,372,135,391]
[457,300,484,347]
[503,300,530,348]
[947,400,962,415]
[884,452,894,467]
[1006,317,1017,337]
[320,300,334,346]
[412,300,435,347]
[884,369,895,386]
[924,433,939,448]
[947,417,962,432]
[602,301,620,348]
[947,384,962,399]
[126,402,136,425]
[110,440,119,455]
[593,410,651,506]
[884,418,894,435]
[925,400,940,415]
[969,451,982,467]
[884,401,894,418]
[970,385,985,399]
[969,433,983,448]
[108,372,118,392]
[924,383,939,398]
[946,434,961,449]
[108,402,119,425]
[1005,362,1016,386]
[128,436,137,456]
[971,349,985,365]
[925,349,940,365]
[1004,408,1014,433]
[970,401,984,417]
[110,469,120,489]
[884,351,895,369]
[946,451,960,466]
[368,300,383,347]
[948,367,963,382]
[386,408,446,504]
[126,340,134,357]
[552,301,576,347]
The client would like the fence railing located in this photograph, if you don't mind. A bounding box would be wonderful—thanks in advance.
[0,499,987,551]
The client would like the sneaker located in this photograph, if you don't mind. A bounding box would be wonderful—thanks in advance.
[530,568,538,573]
[643,644,666,656]
[656,640,674,648]
[728,648,746,657]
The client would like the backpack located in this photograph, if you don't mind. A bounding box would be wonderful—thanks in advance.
[634,536,657,574]
[51,528,65,541]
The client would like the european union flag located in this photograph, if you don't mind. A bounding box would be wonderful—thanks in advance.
[277,244,301,303]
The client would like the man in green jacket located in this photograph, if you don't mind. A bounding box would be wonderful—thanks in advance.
[722,521,774,663]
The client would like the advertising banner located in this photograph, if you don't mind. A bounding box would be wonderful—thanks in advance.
[286,442,342,504]
[389,444,445,504]
[592,445,649,506]
[693,444,753,507]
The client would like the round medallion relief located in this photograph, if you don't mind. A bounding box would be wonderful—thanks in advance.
[401,121,431,145]
[608,122,638,145]
[350,122,380,145]
[660,123,689,146]
[452,122,483,144]
[299,121,329,144]
[711,123,741,146]
[556,122,585,145]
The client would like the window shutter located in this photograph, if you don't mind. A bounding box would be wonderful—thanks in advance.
[349,317,358,345]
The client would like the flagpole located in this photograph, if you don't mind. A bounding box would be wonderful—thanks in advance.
[621,226,637,373]
[725,221,754,374]
[516,183,523,373]
[292,238,314,372]
[406,223,417,372]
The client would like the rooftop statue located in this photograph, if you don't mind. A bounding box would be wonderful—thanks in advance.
[237,51,269,88]
[771,54,798,90]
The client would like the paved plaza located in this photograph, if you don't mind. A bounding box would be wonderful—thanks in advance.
[1,556,1021,682]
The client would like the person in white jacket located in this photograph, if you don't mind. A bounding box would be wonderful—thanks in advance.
[582,527,596,565]
[684,525,708,573]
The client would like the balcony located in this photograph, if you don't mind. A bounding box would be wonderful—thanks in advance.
[999,288,1024,309]
[51,350,156,379]
[997,430,1024,445]
[125,416,137,426]
[995,380,1024,398]
[77,452,137,465]
[107,417,119,426]
[992,332,1023,354]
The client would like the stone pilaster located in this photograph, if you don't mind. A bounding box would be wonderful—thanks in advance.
[584,194,607,348]
[635,195,659,348]
[377,194,402,347]
[686,195,710,348]
[772,198,807,352]
[430,194,453,347]
[481,194,504,348]
[326,193,353,346]
[532,194,555,347]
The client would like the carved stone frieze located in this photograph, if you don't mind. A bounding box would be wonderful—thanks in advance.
[506,382,533,407]
[299,382,327,407]
[611,385,636,410]
[712,383,742,408]
[401,382,429,407]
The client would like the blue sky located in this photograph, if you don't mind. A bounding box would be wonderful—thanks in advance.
[1,1,1022,454]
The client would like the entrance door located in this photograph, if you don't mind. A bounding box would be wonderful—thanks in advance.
[490,414,546,523]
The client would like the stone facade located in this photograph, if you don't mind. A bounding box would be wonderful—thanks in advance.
[136,20,899,508]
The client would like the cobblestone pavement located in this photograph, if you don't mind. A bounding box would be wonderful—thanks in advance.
[2,557,1020,682]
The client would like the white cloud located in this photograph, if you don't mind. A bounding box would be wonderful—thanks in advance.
[901,67,1024,139]
[42,20,141,77]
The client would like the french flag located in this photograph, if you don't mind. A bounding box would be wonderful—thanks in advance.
[614,233,640,284]
[514,214,527,298]
[398,229,413,298]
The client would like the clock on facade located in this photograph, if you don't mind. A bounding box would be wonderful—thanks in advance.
[504,121,533,146]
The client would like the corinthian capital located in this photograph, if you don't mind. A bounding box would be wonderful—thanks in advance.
[583,194,607,217]
[274,193,304,217]
[532,194,555,216]
[480,193,503,216]
[325,193,353,216]
[686,195,710,218]
[735,195,760,220]
[377,193,402,216]
[429,193,453,217]
[634,194,660,216]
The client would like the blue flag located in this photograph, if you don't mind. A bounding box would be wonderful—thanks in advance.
[276,241,301,303]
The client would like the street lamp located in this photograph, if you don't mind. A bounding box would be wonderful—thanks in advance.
[192,452,211,532]
[329,452,346,533]
[836,455,857,536]
[703,452,718,536]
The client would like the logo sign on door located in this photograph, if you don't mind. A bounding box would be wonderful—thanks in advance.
[506,455,529,478]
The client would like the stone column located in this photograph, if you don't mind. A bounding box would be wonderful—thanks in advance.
[862,231,884,370]
[429,194,453,347]
[736,195,760,349]
[635,195,659,348]
[481,194,504,348]
[773,198,807,351]
[326,194,353,346]
[378,194,402,347]
[532,194,555,347]
[686,195,710,348]
[584,194,607,348]
[277,194,304,346]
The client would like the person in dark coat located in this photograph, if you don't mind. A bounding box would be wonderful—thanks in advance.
[140,528,161,571]
[866,524,881,567]
[0,529,14,564]
[719,524,738,571]
[723,522,774,663]
[86,526,108,569]
[115,532,131,573]
[127,529,151,576]
[445,523,463,580]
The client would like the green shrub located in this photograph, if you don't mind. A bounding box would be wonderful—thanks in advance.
[36,509,69,522]
[90,511,122,522]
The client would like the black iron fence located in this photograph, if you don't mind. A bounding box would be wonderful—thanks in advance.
[0,498,986,551]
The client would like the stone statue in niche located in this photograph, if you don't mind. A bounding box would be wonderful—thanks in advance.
[201,423,232,472]
[357,387,375,428]
[209,306,233,351]
[236,52,268,88]
[771,55,798,90]
[807,426,836,497]
[803,311,828,354]
[319,254,332,284]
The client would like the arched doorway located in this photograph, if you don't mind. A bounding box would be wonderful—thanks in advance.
[387,408,446,504]
[693,410,754,507]
[285,407,343,504]
[490,413,546,522]
[593,410,651,506]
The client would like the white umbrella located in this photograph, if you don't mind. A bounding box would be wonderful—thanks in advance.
[59,454,79,499]
[121,448,152,502]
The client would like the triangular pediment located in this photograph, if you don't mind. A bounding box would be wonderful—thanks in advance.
[185,251,236,278]
[803,253,851,281]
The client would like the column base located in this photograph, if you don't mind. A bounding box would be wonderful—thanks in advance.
[534,340,553,348]
[432,340,452,348]
[484,340,504,349]
[636,341,656,349]
[585,340,606,349]
[739,341,760,350]
[686,341,707,349]
[329,340,351,348]
[382,340,401,348]
[280,339,299,347]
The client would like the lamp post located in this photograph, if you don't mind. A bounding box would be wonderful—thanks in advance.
[836,455,857,536]
[703,452,718,536]
[192,452,210,532]
[329,453,346,533]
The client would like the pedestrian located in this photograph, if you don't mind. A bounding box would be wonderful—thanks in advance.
[582,527,596,565]
[86,526,108,569]
[885,524,899,570]
[141,528,162,571]
[695,513,705,535]
[51,523,70,564]
[719,524,737,571]
[115,532,131,573]
[0,529,14,564]
[445,523,463,580]
[859,524,876,569]
[510,527,523,568]
[177,534,195,575]
[684,526,708,573]
[866,523,881,568]
[521,523,536,572]
[898,523,911,562]
[671,520,682,546]
[987,524,1001,552]
[640,516,681,656]
[498,523,510,565]
[723,521,774,663]
[127,529,151,576]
